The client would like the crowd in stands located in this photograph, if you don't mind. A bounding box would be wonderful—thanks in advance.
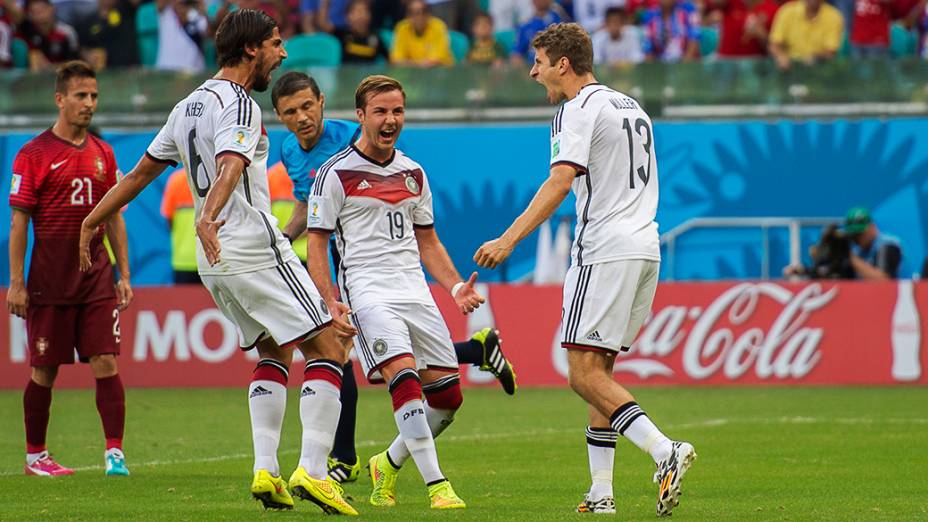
[1,0,927,71]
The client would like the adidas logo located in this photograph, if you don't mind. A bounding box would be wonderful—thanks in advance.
[301,386,316,397]
[250,385,272,398]
[357,180,372,190]
[586,330,604,342]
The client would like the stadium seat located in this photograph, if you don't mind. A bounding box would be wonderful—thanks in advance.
[11,38,28,68]
[889,23,917,58]
[284,33,342,67]
[379,28,394,52]
[136,1,159,67]
[838,31,851,57]
[449,30,469,63]
[699,26,719,57]
[495,29,516,54]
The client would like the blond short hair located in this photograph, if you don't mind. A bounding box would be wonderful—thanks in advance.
[355,75,406,110]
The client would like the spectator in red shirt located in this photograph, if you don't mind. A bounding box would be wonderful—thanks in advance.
[17,0,80,71]
[711,0,779,57]
[850,0,896,56]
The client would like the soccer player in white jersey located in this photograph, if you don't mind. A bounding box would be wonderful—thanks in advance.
[474,23,696,517]
[77,9,357,516]
[306,75,484,510]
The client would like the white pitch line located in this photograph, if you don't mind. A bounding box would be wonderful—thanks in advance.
[3,416,925,476]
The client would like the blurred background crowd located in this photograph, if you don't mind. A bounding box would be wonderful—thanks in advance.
[1,0,926,72]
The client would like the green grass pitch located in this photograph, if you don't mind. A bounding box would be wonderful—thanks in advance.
[0,386,926,521]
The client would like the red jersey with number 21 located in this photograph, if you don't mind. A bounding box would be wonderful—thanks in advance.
[9,129,118,305]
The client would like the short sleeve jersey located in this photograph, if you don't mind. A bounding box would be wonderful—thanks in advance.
[146,78,294,275]
[550,83,660,267]
[9,130,119,304]
[280,119,360,202]
[307,145,434,308]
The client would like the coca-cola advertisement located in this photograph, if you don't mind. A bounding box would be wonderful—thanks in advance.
[1,281,925,388]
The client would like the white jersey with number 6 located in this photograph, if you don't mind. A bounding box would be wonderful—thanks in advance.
[307,145,435,309]
[145,78,294,276]
[550,83,660,267]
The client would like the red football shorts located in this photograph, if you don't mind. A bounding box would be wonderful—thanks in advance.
[26,297,121,366]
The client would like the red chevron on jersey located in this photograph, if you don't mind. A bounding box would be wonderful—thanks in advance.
[338,168,424,204]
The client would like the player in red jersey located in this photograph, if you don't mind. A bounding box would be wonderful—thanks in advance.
[7,61,132,477]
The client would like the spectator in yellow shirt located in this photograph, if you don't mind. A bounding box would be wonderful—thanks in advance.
[390,0,455,66]
[769,0,844,69]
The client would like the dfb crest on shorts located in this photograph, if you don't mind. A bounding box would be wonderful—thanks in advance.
[373,338,388,356]
[95,157,105,181]
[319,299,329,315]
[405,175,419,194]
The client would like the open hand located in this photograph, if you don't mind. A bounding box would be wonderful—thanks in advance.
[116,279,133,310]
[329,300,358,338]
[78,221,96,272]
[453,272,485,314]
[196,217,226,266]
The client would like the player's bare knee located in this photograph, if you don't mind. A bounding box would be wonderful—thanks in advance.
[423,373,463,411]
[256,336,291,366]
[31,365,58,387]
[378,357,417,384]
[89,354,118,378]
[298,327,345,362]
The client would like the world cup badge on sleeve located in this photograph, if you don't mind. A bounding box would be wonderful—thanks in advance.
[405,175,419,194]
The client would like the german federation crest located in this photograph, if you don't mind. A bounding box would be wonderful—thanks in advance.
[372,339,388,356]
[319,299,328,315]
[405,175,419,194]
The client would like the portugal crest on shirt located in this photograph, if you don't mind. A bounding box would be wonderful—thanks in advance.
[405,175,419,194]
[95,157,105,181]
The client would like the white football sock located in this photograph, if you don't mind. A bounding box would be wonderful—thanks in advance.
[386,404,456,467]
[391,398,443,484]
[612,402,672,463]
[248,380,286,475]
[298,379,341,479]
[586,427,617,501]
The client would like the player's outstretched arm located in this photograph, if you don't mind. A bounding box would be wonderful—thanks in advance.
[196,154,246,266]
[416,227,485,314]
[306,231,357,337]
[7,209,31,318]
[474,164,576,269]
[80,155,169,271]
[104,213,133,310]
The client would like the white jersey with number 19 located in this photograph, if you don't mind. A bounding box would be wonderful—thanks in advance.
[550,83,660,267]
[145,78,294,276]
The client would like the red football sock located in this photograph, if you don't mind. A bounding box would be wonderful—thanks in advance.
[23,379,52,454]
[95,374,125,450]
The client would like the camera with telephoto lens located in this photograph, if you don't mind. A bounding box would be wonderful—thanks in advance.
[808,224,854,279]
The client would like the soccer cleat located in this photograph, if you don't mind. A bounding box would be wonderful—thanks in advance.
[576,494,616,514]
[24,452,74,476]
[250,469,294,510]
[428,480,466,509]
[473,328,518,395]
[367,451,399,507]
[289,466,358,515]
[104,448,130,476]
[654,441,697,517]
[328,456,362,483]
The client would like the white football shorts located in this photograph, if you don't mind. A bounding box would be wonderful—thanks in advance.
[561,259,659,353]
[350,301,457,383]
[202,257,332,349]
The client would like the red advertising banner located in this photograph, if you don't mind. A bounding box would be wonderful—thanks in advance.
[1,281,926,388]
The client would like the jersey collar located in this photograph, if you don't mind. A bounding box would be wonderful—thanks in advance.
[351,143,395,168]
[575,82,605,99]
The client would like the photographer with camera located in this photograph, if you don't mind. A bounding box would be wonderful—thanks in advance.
[784,207,902,280]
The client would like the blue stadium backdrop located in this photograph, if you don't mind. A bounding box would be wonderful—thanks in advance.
[2,117,927,285]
